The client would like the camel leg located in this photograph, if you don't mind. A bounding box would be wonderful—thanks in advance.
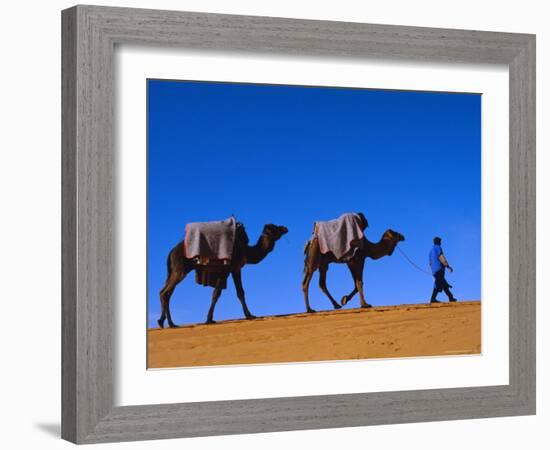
[342,260,363,305]
[318,264,341,310]
[158,270,186,328]
[349,259,371,309]
[232,270,256,320]
[205,280,224,324]
[302,269,316,313]
[341,286,358,306]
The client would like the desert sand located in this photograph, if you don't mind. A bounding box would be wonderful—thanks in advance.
[148,301,481,368]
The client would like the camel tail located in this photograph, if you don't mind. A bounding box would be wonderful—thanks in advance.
[165,249,173,281]
[303,240,311,273]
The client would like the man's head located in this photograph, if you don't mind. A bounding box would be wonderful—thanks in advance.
[433,236,442,245]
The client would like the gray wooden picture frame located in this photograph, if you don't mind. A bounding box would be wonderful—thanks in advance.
[61,4,536,444]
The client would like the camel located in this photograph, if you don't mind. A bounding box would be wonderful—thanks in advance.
[302,228,405,313]
[158,223,288,328]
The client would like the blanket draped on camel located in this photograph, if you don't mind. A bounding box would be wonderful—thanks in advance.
[315,212,368,261]
[184,217,249,288]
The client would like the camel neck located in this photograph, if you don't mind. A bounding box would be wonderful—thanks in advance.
[246,234,275,264]
[365,236,395,260]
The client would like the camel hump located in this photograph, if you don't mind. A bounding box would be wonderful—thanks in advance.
[235,222,249,247]
[184,217,237,261]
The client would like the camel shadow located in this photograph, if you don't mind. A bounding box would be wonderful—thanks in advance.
[35,422,61,438]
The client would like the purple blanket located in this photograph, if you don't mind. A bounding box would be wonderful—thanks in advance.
[184,217,237,262]
[315,213,367,260]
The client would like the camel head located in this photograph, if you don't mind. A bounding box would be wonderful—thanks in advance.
[262,224,289,241]
[383,229,405,255]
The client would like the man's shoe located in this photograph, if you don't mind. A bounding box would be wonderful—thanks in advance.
[430,299,441,304]
[449,298,457,302]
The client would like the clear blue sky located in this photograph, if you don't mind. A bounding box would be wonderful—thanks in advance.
[147,79,481,327]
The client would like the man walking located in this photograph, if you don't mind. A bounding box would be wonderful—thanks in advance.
[429,236,457,303]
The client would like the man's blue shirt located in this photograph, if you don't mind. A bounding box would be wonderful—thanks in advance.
[429,244,444,275]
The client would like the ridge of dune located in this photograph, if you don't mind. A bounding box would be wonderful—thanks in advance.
[148,301,481,368]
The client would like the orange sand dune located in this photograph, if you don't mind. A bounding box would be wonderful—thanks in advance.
[148,301,481,368]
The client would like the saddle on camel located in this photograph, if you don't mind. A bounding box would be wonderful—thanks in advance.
[314,212,369,261]
[184,216,248,289]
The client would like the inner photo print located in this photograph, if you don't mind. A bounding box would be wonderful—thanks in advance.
[147,79,481,369]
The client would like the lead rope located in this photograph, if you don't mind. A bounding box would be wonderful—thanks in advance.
[396,246,433,277]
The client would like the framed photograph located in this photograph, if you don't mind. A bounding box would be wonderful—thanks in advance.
[62,5,535,444]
